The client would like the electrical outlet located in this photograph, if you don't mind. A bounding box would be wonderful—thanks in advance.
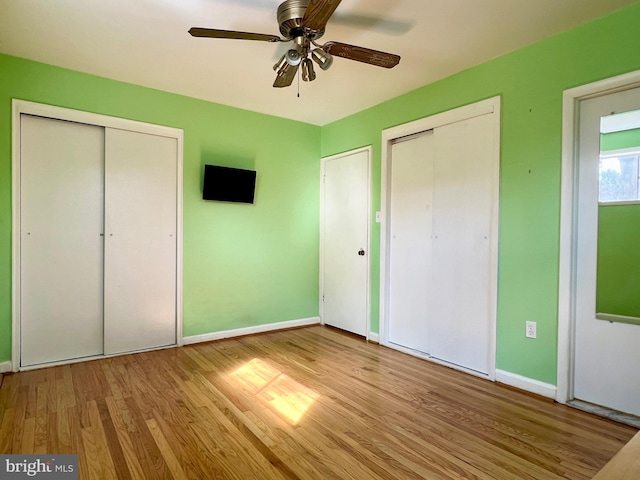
[526,321,537,339]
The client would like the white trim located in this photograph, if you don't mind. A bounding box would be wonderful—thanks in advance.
[11,102,21,371]
[11,99,184,372]
[12,100,183,138]
[599,200,640,206]
[558,69,640,404]
[601,107,640,133]
[319,146,372,340]
[495,370,557,399]
[182,317,321,345]
[379,97,500,380]
[600,147,640,156]
[0,361,12,373]
[382,99,496,141]
[368,332,379,343]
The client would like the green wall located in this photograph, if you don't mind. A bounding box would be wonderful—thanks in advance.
[601,128,640,151]
[0,54,321,362]
[597,204,640,318]
[320,2,640,385]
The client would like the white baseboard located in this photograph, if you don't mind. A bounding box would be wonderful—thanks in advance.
[0,361,12,373]
[368,332,380,343]
[183,317,321,345]
[496,369,557,399]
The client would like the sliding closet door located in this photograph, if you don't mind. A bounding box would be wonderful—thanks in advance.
[387,132,435,354]
[429,115,498,375]
[384,98,499,377]
[20,115,104,366]
[104,129,178,355]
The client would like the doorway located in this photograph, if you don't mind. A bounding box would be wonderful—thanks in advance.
[558,71,640,421]
[320,147,371,337]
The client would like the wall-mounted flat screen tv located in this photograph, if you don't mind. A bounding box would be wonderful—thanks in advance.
[202,164,257,204]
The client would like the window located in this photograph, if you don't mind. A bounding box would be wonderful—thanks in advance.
[599,152,640,203]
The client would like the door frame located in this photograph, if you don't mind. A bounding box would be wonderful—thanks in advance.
[319,146,372,339]
[557,69,640,404]
[11,99,184,372]
[379,97,500,379]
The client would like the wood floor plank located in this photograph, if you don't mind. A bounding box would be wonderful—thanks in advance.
[86,399,120,479]
[67,405,89,476]
[0,325,637,479]
[146,418,189,480]
[17,416,35,454]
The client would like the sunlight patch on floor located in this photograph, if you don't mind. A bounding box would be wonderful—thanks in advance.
[229,358,319,425]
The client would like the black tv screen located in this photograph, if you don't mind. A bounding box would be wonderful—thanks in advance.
[202,164,257,204]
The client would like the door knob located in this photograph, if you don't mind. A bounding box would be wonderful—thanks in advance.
[358,249,365,256]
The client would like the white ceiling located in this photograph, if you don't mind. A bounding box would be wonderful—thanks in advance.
[0,0,636,126]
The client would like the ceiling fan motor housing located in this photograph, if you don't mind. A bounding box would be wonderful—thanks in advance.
[277,0,325,40]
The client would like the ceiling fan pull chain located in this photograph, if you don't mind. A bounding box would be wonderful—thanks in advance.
[297,66,301,98]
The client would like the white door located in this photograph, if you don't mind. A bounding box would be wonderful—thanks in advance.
[387,132,434,353]
[104,128,178,354]
[20,115,105,366]
[321,148,370,336]
[574,87,640,416]
[428,115,498,375]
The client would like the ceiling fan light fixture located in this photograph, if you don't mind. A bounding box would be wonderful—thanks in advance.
[311,47,333,70]
[285,48,302,66]
[273,54,289,75]
[302,58,316,82]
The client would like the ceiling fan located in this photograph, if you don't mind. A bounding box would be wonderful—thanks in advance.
[189,0,401,88]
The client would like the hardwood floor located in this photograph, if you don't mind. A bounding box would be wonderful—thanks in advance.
[0,325,636,479]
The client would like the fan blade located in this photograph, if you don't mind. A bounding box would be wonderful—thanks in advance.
[189,28,283,43]
[302,0,342,32]
[323,41,400,68]
[273,63,300,88]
